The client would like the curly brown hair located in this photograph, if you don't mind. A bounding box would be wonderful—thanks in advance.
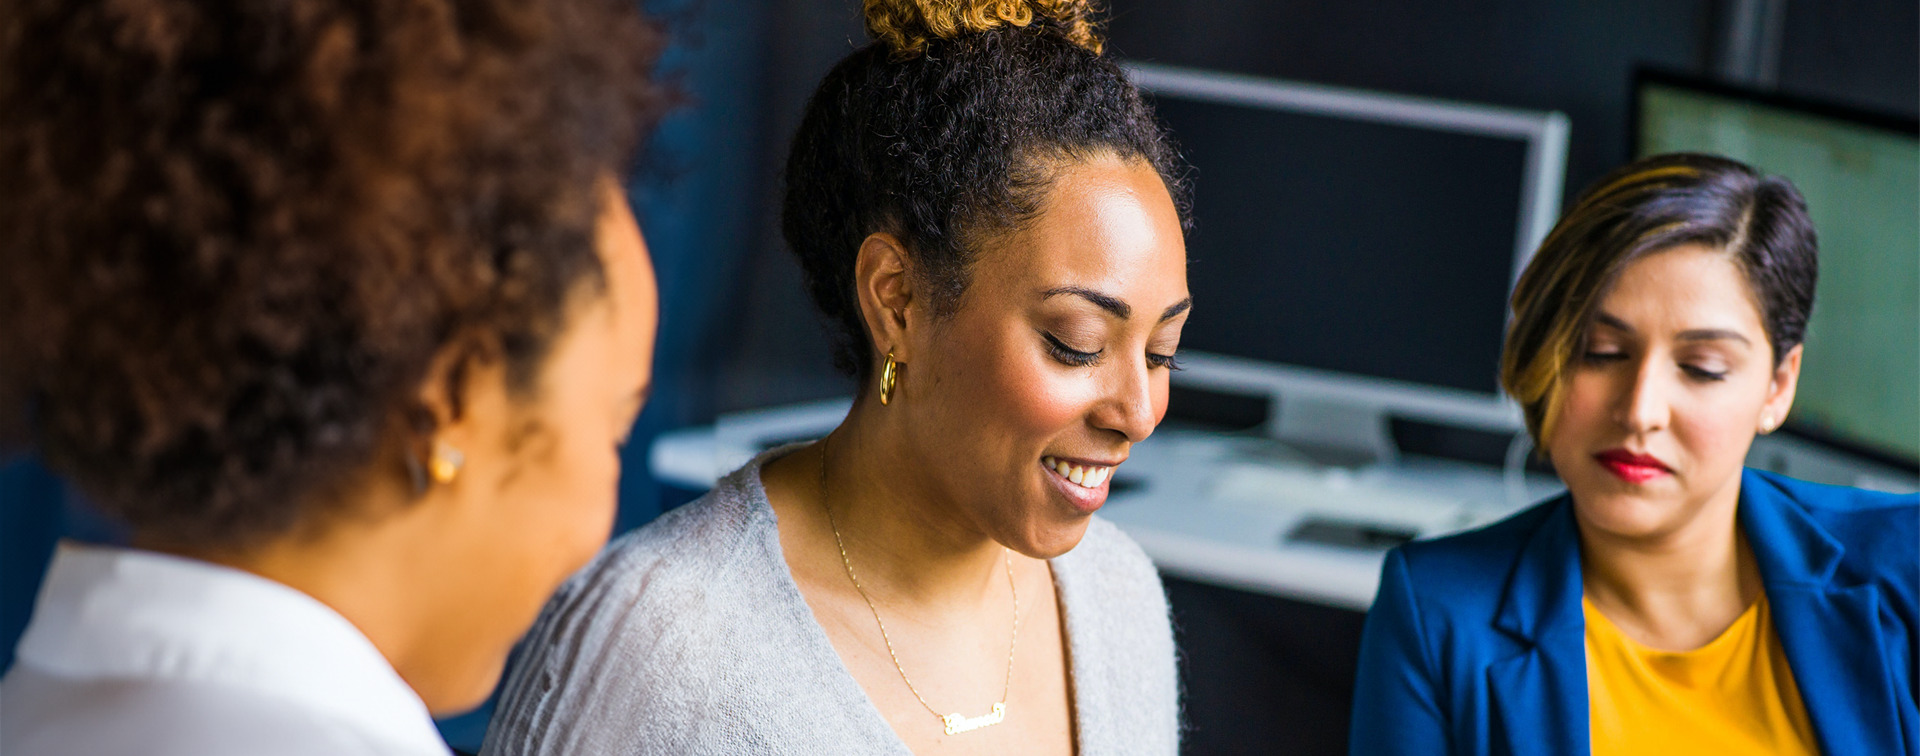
[0,0,668,549]
[785,0,1186,379]
[863,0,1104,57]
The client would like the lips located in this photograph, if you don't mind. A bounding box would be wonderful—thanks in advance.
[1041,455,1120,514]
[1593,448,1672,484]
[1041,455,1113,489]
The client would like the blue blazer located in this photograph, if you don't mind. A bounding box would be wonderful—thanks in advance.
[1348,469,1919,756]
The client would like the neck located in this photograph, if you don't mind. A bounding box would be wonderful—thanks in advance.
[817,396,1012,610]
[153,487,476,714]
[1576,474,1761,646]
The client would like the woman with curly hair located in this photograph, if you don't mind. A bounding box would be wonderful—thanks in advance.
[484,0,1190,754]
[0,1,668,754]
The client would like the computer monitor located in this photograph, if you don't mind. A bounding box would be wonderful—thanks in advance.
[1635,71,1920,469]
[1125,63,1569,457]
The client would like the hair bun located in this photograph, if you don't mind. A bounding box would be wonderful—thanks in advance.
[864,0,1103,57]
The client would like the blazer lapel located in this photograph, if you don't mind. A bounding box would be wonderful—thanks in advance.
[1488,499,1591,756]
[1740,471,1906,756]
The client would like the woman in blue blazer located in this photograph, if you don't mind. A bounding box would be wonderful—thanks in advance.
[1349,153,1918,756]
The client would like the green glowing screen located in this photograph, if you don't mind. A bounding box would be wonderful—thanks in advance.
[1640,82,1919,463]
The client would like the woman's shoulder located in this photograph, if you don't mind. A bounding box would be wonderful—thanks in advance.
[1748,468,1919,583]
[549,471,776,625]
[486,465,827,754]
[1050,517,1180,755]
[2,668,403,756]
[1053,516,1165,610]
[1751,467,1919,515]
[1388,497,1567,594]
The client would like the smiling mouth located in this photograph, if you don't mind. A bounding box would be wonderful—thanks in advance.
[1041,456,1113,489]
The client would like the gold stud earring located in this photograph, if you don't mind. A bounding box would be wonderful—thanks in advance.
[429,440,465,485]
[879,349,898,406]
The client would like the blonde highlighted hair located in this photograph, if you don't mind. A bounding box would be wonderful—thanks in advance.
[1501,153,1818,446]
[864,0,1103,58]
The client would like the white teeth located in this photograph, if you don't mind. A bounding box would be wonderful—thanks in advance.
[1043,456,1114,489]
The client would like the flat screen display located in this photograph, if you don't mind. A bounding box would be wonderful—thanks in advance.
[1639,77,1920,465]
[1150,94,1531,397]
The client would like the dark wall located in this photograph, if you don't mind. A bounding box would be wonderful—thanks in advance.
[708,0,863,413]
[718,0,1917,410]
[1775,0,1920,120]
[1105,0,1713,205]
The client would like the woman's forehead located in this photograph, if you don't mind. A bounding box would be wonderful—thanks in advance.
[1596,245,1766,336]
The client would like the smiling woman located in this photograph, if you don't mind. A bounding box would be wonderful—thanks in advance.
[482,1,1190,755]
[1347,153,1920,756]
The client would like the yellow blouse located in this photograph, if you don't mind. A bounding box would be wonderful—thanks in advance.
[1584,594,1820,756]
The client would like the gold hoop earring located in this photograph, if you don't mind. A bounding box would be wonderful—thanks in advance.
[879,350,898,406]
[429,440,465,485]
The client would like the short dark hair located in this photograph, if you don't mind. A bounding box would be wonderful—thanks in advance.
[781,0,1189,379]
[1502,152,1819,444]
[0,0,668,549]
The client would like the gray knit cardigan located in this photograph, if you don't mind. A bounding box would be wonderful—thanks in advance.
[483,447,1179,756]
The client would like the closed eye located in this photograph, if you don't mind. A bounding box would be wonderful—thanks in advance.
[1043,331,1101,367]
[1682,364,1728,381]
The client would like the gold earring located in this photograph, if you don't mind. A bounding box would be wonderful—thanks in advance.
[429,440,465,484]
[879,350,898,406]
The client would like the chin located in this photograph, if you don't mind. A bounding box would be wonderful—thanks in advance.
[1570,487,1688,540]
[1007,515,1094,561]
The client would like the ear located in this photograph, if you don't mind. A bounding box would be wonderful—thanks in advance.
[407,336,503,493]
[853,232,917,364]
[1759,343,1803,434]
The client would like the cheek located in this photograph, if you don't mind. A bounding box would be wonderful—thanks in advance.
[1549,372,1612,453]
[975,334,1089,447]
[510,411,620,577]
[1668,386,1763,470]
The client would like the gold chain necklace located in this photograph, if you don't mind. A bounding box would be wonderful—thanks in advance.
[817,438,1021,736]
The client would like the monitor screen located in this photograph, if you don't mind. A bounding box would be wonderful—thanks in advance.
[1638,75,1920,465]
[1149,93,1533,396]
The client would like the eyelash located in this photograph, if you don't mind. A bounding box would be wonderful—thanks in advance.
[1044,332,1181,371]
[1581,350,1727,382]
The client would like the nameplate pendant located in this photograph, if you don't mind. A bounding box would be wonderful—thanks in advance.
[941,702,1007,735]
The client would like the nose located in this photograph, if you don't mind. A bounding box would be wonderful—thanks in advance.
[1091,356,1160,443]
[1613,353,1671,436]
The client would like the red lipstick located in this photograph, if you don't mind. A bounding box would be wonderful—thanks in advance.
[1593,449,1672,484]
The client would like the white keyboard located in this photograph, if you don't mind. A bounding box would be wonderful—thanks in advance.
[1208,463,1481,537]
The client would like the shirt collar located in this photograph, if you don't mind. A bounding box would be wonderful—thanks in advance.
[16,542,450,755]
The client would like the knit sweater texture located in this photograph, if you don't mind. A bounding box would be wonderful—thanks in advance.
[483,447,1179,755]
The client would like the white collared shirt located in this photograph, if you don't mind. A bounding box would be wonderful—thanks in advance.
[1,542,453,756]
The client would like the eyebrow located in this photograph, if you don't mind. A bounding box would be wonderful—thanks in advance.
[1045,286,1129,318]
[1592,312,1752,345]
[1159,297,1193,322]
[1044,287,1193,323]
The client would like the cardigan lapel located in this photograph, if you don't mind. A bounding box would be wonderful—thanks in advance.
[1738,470,1905,756]
[1487,499,1591,756]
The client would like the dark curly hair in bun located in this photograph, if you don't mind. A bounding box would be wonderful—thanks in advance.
[783,0,1189,379]
[0,0,667,549]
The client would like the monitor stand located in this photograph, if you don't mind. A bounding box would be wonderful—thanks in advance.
[1270,394,1396,467]
[1175,350,1526,468]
